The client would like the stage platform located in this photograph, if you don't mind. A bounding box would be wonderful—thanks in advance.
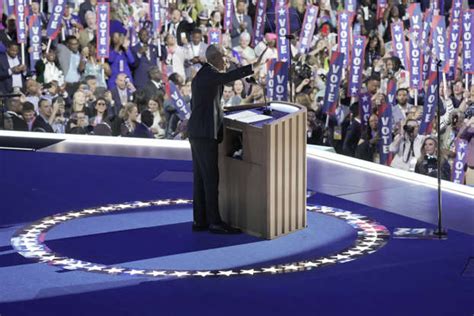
[0,131,473,315]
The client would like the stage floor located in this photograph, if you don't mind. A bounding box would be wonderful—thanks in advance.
[0,135,473,315]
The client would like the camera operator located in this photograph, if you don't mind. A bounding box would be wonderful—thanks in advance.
[389,118,425,172]
[415,136,451,180]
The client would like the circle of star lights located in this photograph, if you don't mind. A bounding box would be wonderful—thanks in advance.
[11,199,390,278]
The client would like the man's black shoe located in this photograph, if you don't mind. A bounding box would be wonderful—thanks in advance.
[192,222,209,232]
[209,223,242,234]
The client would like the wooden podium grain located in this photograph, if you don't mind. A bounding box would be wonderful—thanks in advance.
[218,102,307,239]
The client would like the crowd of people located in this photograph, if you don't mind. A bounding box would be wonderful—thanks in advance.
[0,0,473,185]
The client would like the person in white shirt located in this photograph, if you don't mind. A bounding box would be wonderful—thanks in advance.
[185,29,208,77]
[389,118,425,172]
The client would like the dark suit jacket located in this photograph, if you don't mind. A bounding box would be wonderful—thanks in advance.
[131,43,167,89]
[110,87,133,118]
[79,0,95,26]
[188,63,253,140]
[143,81,165,102]
[164,21,195,46]
[8,111,28,131]
[32,115,54,133]
[0,53,25,94]
[231,14,253,47]
[342,119,362,157]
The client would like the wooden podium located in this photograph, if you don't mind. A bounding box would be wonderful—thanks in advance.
[218,102,307,239]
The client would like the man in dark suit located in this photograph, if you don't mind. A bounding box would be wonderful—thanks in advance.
[32,98,54,133]
[0,42,27,94]
[132,28,167,89]
[0,16,17,47]
[164,9,195,46]
[143,66,165,101]
[188,45,256,234]
[109,73,134,118]
[230,0,254,47]
[342,103,362,157]
[5,98,28,131]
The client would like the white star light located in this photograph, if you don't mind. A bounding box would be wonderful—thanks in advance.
[100,4,108,11]
[318,258,336,264]
[309,7,316,14]
[105,267,125,274]
[211,32,219,39]
[332,254,350,260]
[412,30,419,39]
[303,261,320,268]
[193,271,214,277]
[151,200,170,206]
[459,141,467,149]
[344,250,363,256]
[100,49,107,54]
[98,206,116,211]
[82,209,98,214]
[453,24,460,31]
[341,12,348,20]
[148,270,168,277]
[262,267,281,273]
[464,12,471,20]
[412,78,419,85]
[174,199,191,204]
[283,264,299,271]
[125,269,146,275]
[465,63,471,69]
[355,38,363,46]
[362,95,369,102]
[455,1,461,8]
[86,265,105,271]
[217,270,237,277]
[240,269,261,275]
[394,24,401,32]
[351,87,358,94]
[278,8,286,16]
[133,202,151,208]
[171,271,190,277]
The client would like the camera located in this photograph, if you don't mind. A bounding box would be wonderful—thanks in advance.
[465,105,474,119]
[294,62,312,80]
[425,155,438,177]
[452,113,459,125]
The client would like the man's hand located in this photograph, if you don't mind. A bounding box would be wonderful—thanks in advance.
[138,45,147,55]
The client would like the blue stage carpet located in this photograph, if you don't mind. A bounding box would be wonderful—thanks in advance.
[0,151,473,315]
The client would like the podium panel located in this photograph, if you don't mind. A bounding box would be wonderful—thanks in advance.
[219,102,307,239]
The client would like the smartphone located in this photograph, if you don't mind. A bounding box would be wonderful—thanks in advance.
[180,32,186,41]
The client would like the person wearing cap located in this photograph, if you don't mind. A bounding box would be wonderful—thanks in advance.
[187,45,265,234]
[196,10,210,36]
